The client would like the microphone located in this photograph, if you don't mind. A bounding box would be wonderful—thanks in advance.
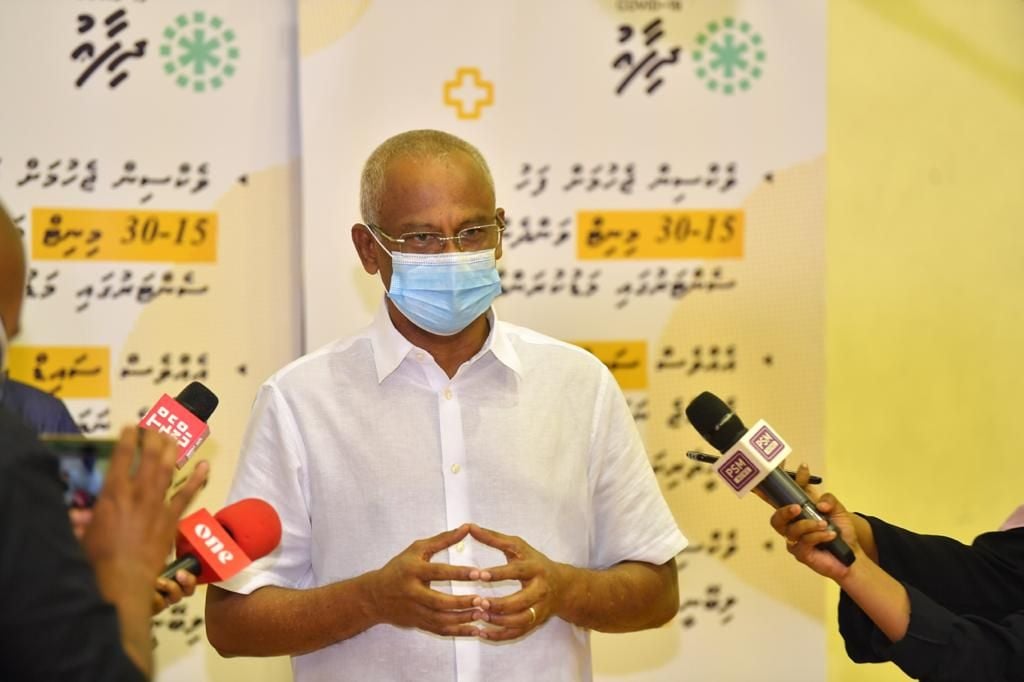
[160,497,282,584]
[139,381,219,468]
[685,391,855,566]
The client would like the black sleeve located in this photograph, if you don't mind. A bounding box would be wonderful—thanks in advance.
[838,513,1024,680]
[0,410,146,682]
[880,586,1024,681]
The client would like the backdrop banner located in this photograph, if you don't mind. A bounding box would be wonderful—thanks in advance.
[0,2,300,679]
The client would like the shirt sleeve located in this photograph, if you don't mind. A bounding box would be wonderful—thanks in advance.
[587,367,687,569]
[0,413,145,682]
[838,514,1024,679]
[0,379,82,435]
[873,585,1024,681]
[863,515,1024,620]
[216,382,314,594]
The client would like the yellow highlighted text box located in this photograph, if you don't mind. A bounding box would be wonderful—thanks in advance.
[573,340,647,390]
[577,210,744,260]
[8,346,111,399]
[32,208,217,262]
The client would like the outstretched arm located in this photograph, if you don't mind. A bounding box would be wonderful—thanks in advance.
[771,491,909,642]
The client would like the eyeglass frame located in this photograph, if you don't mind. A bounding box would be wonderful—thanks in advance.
[363,216,506,254]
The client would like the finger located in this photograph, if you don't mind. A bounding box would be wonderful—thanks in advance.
[68,508,92,540]
[790,529,838,553]
[479,562,539,584]
[478,624,528,642]
[409,602,485,637]
[417,561,483,584]
[175,569,198,597]
[167,460,210,519]
[424,606,486,627]
[784,518,829,544]
[104,425,138,488]
[769,504,803,535]
[415,524,471,558]
[468,524,524,558]
[155,577,185,606]
[151,591,169,615]
[794,463,811,488]
[134,429,178,495]
[483,586,542,616]
[413,587,482,613]
[486,607,537,629]
[436,623,484,638]
[817,492,844,514]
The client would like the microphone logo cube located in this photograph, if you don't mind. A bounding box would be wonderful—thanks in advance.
[176,508,252,584]
[718,451,761,492]
[750,425,785,461]
[139,394,210,468]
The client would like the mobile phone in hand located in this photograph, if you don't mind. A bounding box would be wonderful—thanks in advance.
[39,435,117,509]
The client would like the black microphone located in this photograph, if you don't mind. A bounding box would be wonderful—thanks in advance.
[174,381,219,423]
[686,391,855,566]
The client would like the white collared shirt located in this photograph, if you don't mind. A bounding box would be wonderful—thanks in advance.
[221,302,687,682]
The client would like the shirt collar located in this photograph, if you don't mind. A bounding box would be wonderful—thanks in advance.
[368,299,522,383]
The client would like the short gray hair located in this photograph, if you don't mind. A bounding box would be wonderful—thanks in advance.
[359,129,495,226]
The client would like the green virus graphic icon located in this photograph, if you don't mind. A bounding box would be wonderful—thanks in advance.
[692,18,765,95]
[160,12,240,92]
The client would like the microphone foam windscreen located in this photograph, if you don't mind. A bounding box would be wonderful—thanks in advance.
[175,381,219,422]
[685,391,747,453]
[215,498,283,560]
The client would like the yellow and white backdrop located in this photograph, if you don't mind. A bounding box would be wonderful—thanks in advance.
[1,1,1022,681]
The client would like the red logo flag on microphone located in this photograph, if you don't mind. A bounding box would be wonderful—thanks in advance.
[175,508,252,584]
[139,393,210,468]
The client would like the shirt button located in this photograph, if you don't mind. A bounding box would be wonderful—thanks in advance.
[451,463,461,474]
[416,351,426,361]
[443,388,453,400]
[455,541,465,552]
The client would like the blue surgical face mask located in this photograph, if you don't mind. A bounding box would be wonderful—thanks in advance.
[363,223,503,335]
[386,248,502,336]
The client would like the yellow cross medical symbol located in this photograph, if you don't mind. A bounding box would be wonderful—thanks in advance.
[443,67,494,120]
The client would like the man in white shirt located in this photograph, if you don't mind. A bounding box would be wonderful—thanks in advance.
[205,129,686,681]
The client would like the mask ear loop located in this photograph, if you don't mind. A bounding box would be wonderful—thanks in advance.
[0,312,8,396]
[361,224,394,258]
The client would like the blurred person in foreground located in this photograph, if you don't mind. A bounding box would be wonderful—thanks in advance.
[0,204,209,679]
[206,129,686,681]
[770,465,1024,682]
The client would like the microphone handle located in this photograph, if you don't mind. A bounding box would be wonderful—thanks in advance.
[159,554,201,581]
[757,469,856,566]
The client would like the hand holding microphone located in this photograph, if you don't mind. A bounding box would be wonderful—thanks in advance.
[685,391,855,566]
[769,487,865,579]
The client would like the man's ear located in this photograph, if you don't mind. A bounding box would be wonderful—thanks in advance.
[351,224,380,275]
[495,208,506,261]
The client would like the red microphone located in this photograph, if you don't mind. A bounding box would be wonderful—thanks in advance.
[139,381,219,468]
[160,498,282,584]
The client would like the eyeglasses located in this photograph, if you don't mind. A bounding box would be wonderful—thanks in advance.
[366,219,505,255]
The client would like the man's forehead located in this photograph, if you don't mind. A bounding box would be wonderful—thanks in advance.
[385,151,479,180]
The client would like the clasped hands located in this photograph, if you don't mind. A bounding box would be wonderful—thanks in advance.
[368,523,562,641]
